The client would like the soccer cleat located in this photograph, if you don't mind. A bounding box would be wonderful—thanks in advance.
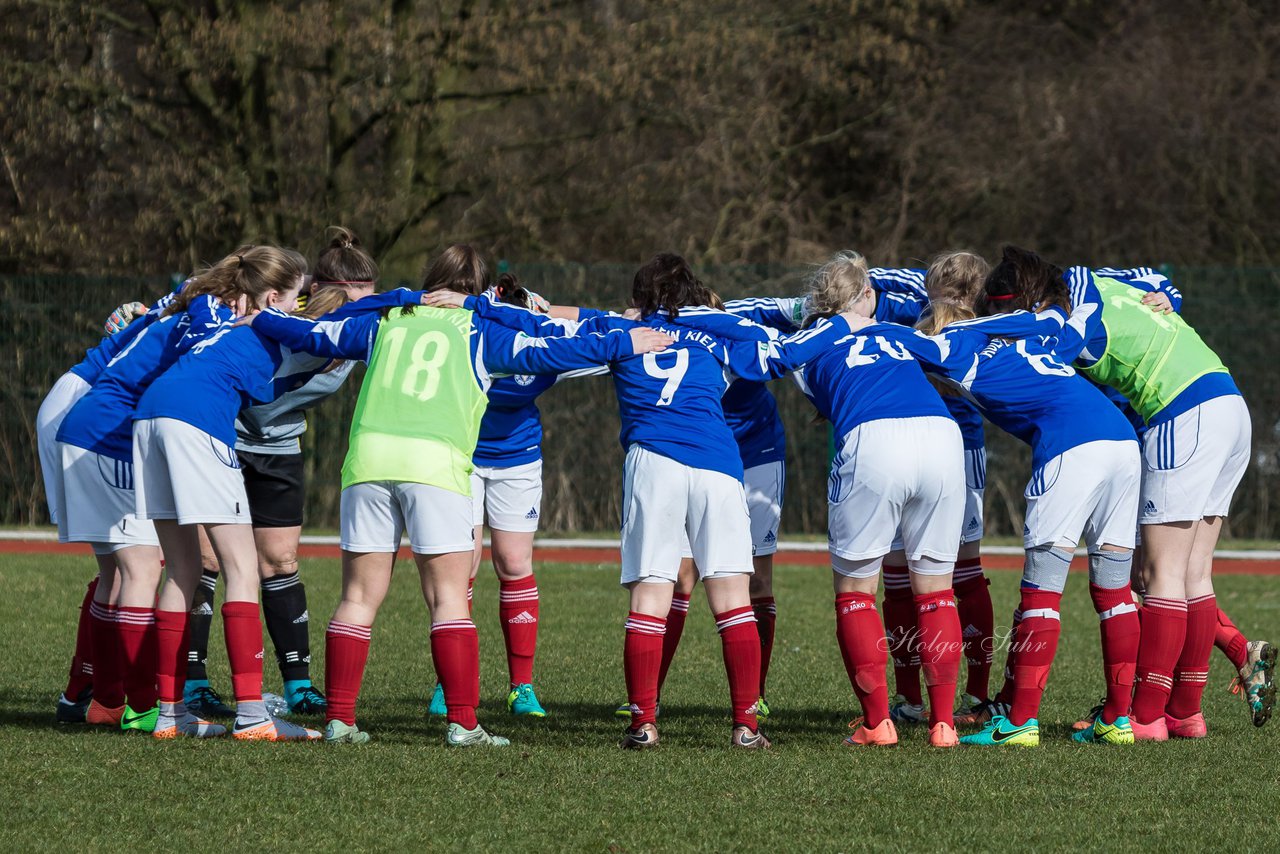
[1229,640,1277,728]
[953,693,984,720]
[731,725,771,749]
[844,717,898,746]
[954,698,1010,727]
[1072,715,1134,745]
[755,696,771,719]
[888,694,927,725]
[1130,717,1169,742]
[153,713,227,739]
[324,719,371,744]
[184,684,235,719]
[85,700,125,727]
[427,683,447,717]
[232,715,322,742]
[929,721,959,748]
[446,722,510,748]
[619,722,659,750]
[1072,698,1105,732]
[120,704,159,733]
[1164,711,1208,739]
[614,702,633,718]
[289,686,328,715]
[263,692,290,717]
[507,683,548,717]
[958,714,1039,747]
[56,688,93,724]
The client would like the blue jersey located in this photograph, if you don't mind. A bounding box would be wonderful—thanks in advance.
[795,324,950,445]
[473,373,558,467]
[868,268,985,449]
[57,296,234,460]
[719,297,808,469]
[888,312,1137,468]
[68,292,178,385]
[466,294,852,480]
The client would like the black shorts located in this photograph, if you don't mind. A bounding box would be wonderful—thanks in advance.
[236,450,305,528]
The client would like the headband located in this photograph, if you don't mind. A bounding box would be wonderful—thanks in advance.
[986,293,1016,302]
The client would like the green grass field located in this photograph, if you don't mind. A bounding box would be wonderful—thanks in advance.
[1,553,1276,852]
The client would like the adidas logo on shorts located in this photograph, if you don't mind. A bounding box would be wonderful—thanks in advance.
[508,610,537,624]
[525,508,539,519]
[967,517,980,531]
[763,531,777,544]
[1143,500,1157,514]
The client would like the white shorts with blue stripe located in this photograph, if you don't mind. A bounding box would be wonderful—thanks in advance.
[1139,395,1251,525]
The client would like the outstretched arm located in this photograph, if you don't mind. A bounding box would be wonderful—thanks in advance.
[479,318,670,376]
[722,297,807,333]
[724,315,853,380]
[245,309,381,362]
[1094,266,1182,313]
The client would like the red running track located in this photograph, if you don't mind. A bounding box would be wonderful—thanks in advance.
[3,539,1279,575]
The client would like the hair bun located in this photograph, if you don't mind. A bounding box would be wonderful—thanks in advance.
[328,226,359,251]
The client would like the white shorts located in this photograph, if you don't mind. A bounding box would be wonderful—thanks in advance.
[133,418,250,525]
[1024,440,1141,550]
[471,460,543,533]
[620,445,753,585]
[889,447,985,552]
[1139,395,1251,524]
[37,372,92,525]
[342,480,475,555]
[58,442,158,551]
[828,417,965,563]
[679,460,784,559]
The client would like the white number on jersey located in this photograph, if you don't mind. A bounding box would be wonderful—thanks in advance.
[643,348,690,406]
[380,325,452,401]
[844,335,912,368]
[1015,340,1073,377]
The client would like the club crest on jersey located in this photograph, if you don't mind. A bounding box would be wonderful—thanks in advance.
[515,374,535,386]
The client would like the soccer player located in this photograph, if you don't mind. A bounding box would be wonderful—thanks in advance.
[785,251,967,749]
[244,244,672,746]
[998,246,1254,740]
[184,227,382,719]
[131,245,331,740]
[448,253,855,749]
[889,254,1144,747]
[38,291,178,723]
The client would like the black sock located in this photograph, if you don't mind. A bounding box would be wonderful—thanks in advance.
[261,572,311,682]
[186,570,218,681]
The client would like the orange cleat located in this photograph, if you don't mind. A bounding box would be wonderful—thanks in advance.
[85,700,125,726]
[1164,712,1207,739]
[929,721,959,747]
[843,717,898,746]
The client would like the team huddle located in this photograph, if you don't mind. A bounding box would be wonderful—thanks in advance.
[38,229,1277,749]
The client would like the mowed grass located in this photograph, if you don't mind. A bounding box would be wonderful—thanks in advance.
[1,553,1277,852]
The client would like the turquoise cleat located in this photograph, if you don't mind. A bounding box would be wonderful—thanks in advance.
[427,683,447,717]
[958,714,1040,747]
[507,683,548,717]
[1072,715,1134,745]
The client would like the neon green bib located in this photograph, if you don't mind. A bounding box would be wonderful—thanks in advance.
[1080,275,1228,421]
[341,307,487,494]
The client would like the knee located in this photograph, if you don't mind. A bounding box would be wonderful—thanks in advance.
[492,551,532,582]
[260,548,300,578]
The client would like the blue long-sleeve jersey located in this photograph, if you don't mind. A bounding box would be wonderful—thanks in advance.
[57,295,235,460]
[68,291,179,385]
[883,311,1137,468]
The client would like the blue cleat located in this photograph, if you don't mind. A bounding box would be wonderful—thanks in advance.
[958,714,1040,747]
[427,682,447,717]
[507,683,548,717]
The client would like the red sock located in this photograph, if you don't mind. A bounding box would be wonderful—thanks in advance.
[89,602,125,707]
[1008,590,1062,726]
[882,564,922,705]
[751,596,776,698]
[1214,607,1249,670]
[1089,584,1140,723]
[325,620,372,726]
[154,609,189,704]
[715,606,761,729]
[64,577,98,699]
[431,619,480,729]
[1131,596,1188,724]
[1168,594,1216,719]
[116,606,157,710]
[222,601,265,703]
[836,592,889,727]
[954,561,994,700]
[624,612,665,726]
[499,575,539,687]
[656,594,690,695]
[916,589,962,726]
[994,605,1023,706]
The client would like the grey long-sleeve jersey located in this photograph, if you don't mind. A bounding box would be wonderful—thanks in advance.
[234,360,357,455]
